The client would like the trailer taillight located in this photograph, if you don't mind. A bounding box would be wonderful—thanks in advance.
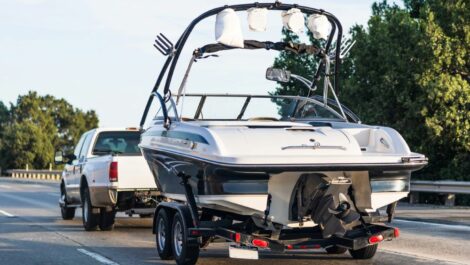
[368,234,384,244]
[252,239,269,248]
[109,161,118,182]
[235,233,241,243]
[394,228,400,238]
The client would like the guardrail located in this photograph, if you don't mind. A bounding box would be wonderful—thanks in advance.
[410,180,470,206]
[6,169,62,181]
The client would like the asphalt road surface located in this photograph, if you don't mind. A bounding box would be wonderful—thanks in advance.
[0,178,469,265]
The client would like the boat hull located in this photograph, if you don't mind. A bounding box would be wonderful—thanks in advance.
[142,146,423,226]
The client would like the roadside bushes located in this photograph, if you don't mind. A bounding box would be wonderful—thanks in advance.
[0,91,99,170]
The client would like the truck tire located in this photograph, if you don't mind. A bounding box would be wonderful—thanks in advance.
[155,209,173,260]
[99,208,116,231]
[60,184,75,220]
[171,212,199,265]
[82,188,99,231]
[349,244,378,259]
[61,206,76,220]
[326,245,348,254]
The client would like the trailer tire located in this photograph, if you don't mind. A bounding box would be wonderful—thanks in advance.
[99,208,116,231]
[82,188,99,231]
[326,246,348,254]
[171,212,199,265]
[349,244,378,259]
[155,209,173,260]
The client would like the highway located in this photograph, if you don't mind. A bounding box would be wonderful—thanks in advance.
[0,178,469,265]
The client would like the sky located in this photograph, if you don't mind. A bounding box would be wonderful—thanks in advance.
[0,0,380,127]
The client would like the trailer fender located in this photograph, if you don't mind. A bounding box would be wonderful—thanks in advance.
[152,202,195,234]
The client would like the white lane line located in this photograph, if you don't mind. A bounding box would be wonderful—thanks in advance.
[0,209,16,218]
[394,218,470,231]
[77,248,119,265]
[0,184,11,189]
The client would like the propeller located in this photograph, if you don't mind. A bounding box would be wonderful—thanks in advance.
[328,193,360,224]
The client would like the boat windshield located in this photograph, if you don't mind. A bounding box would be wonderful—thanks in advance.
[173,94,345,121]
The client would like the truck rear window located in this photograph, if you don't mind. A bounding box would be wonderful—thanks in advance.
[92,131,141,156]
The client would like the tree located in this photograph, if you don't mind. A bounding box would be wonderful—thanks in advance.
[413,0,470,180]
[0,121,54,169]
[0,101,8,126]
[0,91,99,169]
[0,101,9,168]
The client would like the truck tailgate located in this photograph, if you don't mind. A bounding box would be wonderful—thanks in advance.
[116,156,157,190]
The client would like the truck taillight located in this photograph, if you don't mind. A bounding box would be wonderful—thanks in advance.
[109,161,118,182]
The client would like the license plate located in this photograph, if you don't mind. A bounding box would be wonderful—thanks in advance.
[229,245,259,260]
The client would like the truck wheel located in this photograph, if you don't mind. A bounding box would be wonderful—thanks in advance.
[82,188,99,231]
[171,212,199,265]
[155,209,173,260]
[61,206,76,220]
[326,246,348,254]
[99,208,116,231]
[349,244,378,259]
[60,184,75,220]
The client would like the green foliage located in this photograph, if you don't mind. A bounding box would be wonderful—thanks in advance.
[416,1,470,180]
[0,91,99,170]
[1,121,54,169]
[0,101,9,159]
[273,0,469,180]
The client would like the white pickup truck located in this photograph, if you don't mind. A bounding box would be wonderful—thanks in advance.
[55,128,158,231]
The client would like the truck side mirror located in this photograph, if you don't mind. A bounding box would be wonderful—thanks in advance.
[54,151,64,165]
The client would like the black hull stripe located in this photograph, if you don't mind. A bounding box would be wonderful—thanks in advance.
[140,146,427,172]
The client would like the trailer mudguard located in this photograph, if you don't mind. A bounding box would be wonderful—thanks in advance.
[153,202,195,234]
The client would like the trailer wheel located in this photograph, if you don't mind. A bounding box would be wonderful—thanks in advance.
[171,212,199,265]
[349,244,378,259]
[99,208,116,231]
[82,188,99,231]
[326,246,348,254]
[155,209,173,260]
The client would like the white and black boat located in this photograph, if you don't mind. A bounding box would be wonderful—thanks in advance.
[138,2,427,264]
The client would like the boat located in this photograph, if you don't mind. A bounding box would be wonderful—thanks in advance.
[138,1,427,253]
